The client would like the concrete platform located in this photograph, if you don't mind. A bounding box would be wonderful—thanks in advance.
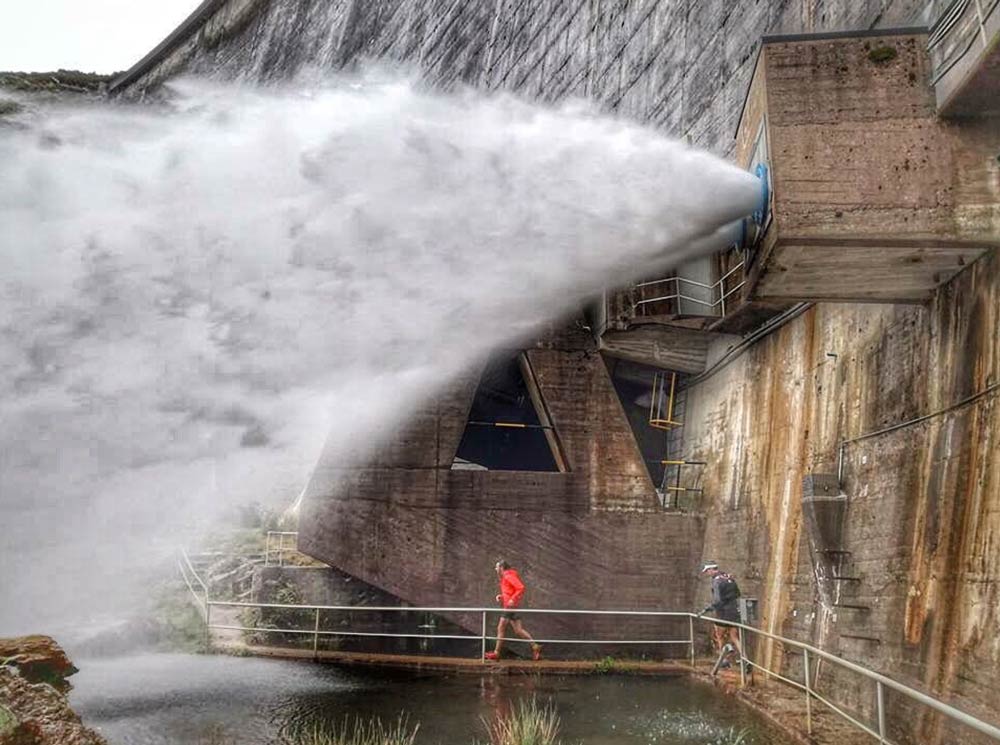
[214,642,695,676]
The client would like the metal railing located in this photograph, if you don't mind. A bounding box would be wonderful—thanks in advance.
[631,260,746,318]
[658,460,706,510]
[176,557,1000,745]
[928,0,1000,85]
[178,548,209,617]
[264,531,300,567]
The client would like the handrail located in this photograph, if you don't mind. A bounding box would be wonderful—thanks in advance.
[928,0,999,86]
[265,530,300,567]
[176,554,1000,743]
[710,616,1000,741]
[206,600,693,615]
[630,261,746,317]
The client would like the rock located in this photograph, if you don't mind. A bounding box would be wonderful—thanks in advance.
[0,669,106,745]
[0,637,77,692]
[0,638,106,745]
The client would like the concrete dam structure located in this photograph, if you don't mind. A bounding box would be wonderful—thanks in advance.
[112,1,1000,742]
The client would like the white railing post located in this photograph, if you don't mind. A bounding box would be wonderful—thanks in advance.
[481,611,487,661]
[803,648,813,735]
[688,615,696,668]
[205,602,212,651]
[738,625,747,687]
[313,608,321,657]
[877,680,887,743]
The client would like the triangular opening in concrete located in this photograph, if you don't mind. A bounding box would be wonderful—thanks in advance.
[452,352,566,472]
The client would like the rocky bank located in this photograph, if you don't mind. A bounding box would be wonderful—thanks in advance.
[0,636,106,745]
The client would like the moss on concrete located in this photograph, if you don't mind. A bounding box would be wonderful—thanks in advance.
[868,45,898,64]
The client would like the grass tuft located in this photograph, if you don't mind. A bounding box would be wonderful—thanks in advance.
[286,715,419,745]
[592,656,617,674]
[712,726,751,745]
[483,698,563,745]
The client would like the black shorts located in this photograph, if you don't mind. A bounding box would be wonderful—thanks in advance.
[500,611,520,621]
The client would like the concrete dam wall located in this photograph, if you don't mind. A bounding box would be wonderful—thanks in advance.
[686,249,1000,736]
[112,0,931,155]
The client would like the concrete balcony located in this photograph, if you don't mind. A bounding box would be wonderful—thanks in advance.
[736,29,998,304]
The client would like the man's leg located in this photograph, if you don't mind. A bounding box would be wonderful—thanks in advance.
[511,620,542,660]
[711,623,726,652]
[510,620,535,643]
[493,617,509,656]
[728,626,744,660]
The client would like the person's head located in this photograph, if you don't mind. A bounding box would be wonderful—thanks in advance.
[699,561,720,578]
[495,559,510,577]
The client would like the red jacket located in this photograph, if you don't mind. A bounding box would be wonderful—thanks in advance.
[499,568,526,608]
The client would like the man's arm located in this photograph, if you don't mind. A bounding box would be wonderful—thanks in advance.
[505,572,525,607]
[698,578,723,616]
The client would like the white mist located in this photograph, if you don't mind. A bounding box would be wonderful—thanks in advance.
[0,75,758,635]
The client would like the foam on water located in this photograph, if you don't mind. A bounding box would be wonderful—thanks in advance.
[0,74,758,634]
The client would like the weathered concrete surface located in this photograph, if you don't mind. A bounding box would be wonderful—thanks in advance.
[737,32,1000,303]
[299,324,703,648]
[599,325,722,374]
[685,248,1000,742]
[111,0,930,156]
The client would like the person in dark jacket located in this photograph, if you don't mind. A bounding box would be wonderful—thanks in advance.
[697,561,744,664]
[484,559,542,661]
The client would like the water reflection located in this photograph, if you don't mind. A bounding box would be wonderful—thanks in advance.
[71,654,790,745]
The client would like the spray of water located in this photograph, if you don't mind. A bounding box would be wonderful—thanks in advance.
[0,74,758,636]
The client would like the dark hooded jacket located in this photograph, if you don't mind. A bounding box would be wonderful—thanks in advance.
[705,572,741,621]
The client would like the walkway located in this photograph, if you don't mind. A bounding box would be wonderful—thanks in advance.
[212,638,693,676]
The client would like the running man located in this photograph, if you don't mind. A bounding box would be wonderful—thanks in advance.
[484,559,542,661]
[697,561,745,669]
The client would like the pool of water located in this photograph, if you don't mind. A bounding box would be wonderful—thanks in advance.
[71,654,792,745]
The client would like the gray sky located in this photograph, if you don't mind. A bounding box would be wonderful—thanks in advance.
[0,1,200,74]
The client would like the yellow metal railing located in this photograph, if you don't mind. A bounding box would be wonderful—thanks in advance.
[649,371,682,430]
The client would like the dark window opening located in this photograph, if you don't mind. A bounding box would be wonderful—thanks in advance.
[452,353,561,472]
[604,357,687,489]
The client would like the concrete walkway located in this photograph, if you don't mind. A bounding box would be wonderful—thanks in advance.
[212,640,693,676]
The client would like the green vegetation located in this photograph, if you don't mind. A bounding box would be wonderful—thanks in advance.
[279,701,571,745]
[285,716,418,745]
[0,99,22,116]
[868,45,898,64]
[712,728,750,745]
[0,70,112,93]
[483,698,564,745]
[153,579,209,653]
[0,703,16,735]
[241,578,312,647]
[592,656,617,674]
